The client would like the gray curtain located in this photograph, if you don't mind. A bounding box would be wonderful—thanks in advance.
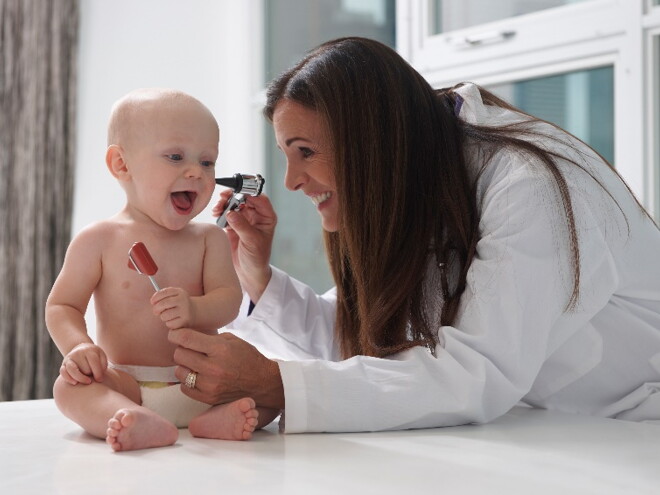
[0,0,79,400]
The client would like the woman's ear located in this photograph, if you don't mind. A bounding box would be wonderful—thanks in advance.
[106,144,130,180]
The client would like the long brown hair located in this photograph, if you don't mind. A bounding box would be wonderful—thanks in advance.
[264,37,635,359]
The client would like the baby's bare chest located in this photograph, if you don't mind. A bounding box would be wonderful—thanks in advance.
[95,234,207,325]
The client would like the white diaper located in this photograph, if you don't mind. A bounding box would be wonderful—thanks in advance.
[109,363,211,428]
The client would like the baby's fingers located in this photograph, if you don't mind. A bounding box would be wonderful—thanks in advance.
[151,298,178,320]
[61,360,92,385]
[59,363,78,385]
[150,287,182,307]
[86,352,107,382]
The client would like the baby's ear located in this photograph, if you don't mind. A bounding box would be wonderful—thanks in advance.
[106,145,130,180]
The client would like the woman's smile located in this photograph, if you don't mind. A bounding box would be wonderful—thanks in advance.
[309,191,332,207]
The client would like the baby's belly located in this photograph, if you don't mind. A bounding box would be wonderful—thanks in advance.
[97,324,177,367]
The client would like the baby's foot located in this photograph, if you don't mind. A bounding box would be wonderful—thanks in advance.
[106,407,178,452]
[189,397,259,441]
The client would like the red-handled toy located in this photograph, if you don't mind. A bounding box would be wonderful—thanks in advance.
[128,241,160,291]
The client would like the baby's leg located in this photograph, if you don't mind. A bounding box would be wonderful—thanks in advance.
[188,398,263,441]
[53,369,178,452]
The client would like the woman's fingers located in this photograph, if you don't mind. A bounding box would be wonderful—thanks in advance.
[212,190,233,217]
[169,330,278,406]
[172,344,213,377]
[168,327,214,354]
[244,194,277,220]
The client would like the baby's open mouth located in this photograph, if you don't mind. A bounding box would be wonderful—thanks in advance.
[171,191,197,215]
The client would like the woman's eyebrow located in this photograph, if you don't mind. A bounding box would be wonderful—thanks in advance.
[285,137,312,147]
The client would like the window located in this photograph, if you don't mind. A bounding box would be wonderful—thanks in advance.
[488,66,614,164]
[428,0,593,35]
[652,34,660,218]
[264,0,396,292]
[400,0,622,80]
[646,4,660,219]
[402,0,658,221]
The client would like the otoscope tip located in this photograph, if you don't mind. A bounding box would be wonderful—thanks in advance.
[215,174,242,190]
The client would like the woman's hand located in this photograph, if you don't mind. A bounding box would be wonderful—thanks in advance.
[168,328,285,410]
[212,190,277,303]
[59,343,108,385]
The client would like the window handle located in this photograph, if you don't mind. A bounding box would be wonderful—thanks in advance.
[447,30,516,48]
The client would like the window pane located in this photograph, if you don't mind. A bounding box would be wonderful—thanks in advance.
[430,0,593,35]
[266,0,395,83]
[655,36,660,220]
[487,66,614,165]
[264,0,396,292]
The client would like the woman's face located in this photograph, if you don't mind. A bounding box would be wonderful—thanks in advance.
[272,99,338,232]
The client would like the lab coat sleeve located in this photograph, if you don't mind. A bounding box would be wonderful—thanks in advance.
[235,266,340,361]
[277,153,620,433]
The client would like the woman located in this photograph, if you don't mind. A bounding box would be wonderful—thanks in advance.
[168,37,660,432]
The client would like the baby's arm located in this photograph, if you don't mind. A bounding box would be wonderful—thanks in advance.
[151,227,242,331]
[46,226,107,384]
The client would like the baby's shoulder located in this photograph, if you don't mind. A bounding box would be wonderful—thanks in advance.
[68,219,133,256]
[186,221,227,242]
[73,219,124,244]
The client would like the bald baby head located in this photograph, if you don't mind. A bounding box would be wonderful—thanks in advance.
[107,88,218,148]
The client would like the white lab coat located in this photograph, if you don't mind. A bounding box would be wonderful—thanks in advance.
[229,84,660,433]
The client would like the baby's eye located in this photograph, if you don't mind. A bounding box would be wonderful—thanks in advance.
[201,160,215,168]
[167,154,183,161]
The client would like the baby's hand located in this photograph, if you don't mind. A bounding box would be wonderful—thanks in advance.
[60,343,108,385]
[151,287,194,330]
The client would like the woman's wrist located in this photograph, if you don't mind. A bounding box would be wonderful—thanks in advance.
[243,265,273,304]
[260,358,285,410]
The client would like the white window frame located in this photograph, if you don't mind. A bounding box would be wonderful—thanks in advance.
[397,0,653,213]
[403,0,625,73]
[644,1,660,217]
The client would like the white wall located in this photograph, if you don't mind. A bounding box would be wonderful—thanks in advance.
[75,0,262,337]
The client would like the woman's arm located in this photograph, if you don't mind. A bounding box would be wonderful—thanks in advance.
[232,266,339,360]
[217,192,277,303]
[216,191,339,360]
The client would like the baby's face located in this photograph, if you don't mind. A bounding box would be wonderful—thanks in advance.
[123,101,219,231]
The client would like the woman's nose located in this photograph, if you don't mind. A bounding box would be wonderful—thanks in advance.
[284,161,306,191]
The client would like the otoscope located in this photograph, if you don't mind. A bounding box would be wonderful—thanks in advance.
[215,173,265,228]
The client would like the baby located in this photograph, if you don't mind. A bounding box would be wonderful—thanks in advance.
[46,89,270,452]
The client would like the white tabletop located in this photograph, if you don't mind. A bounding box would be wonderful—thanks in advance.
[1,399,658,494]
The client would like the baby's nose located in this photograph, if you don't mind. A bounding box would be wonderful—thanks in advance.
[184,162,203,178]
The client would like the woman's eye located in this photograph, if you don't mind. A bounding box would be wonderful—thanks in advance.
[300,147,314,158]
[167,154,183,161]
